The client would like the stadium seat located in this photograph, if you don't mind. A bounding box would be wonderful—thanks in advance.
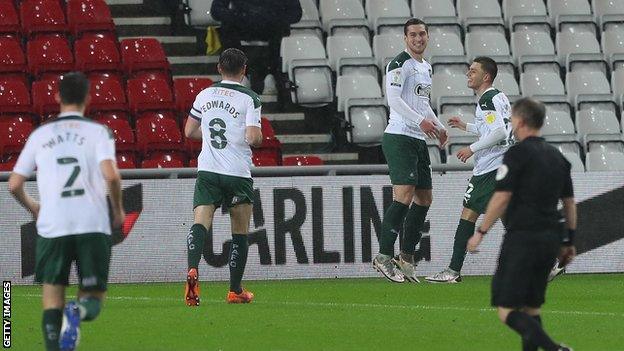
[319,0,367,36]
[280,35,326,73]
[457,0,502,25]
[188,158,198,168]
[365,0,410,33]
[0,79,31,113]
[347,103,388,145]
[411,0,456,18]
[561,151,585,172]
[291,0,322,37]
[611,68,624,106]
[592,0,624,28]
[0,1,20,35]
[32,77,60,117]
[185,0,219,27]
[493,68,520,96]
[89,75,127,112]
[95,114,135,151]
[27,35,74,77]
[74,34,121,73]
[502,0,547,28]
[260,117,276,139]
[576,109,622,150]
[141,153,185,169]
[565,70,612,108]
[585,151,624,171]
[431,65,474,112]
[283,155,324,166]
[372,33,404,70]
[0,159,17,172]
[326,34,373,72]
[511,28,555,64]
[120,38,170,75]
[602,27,624,69]
[115,151,137,169]
[520,64,565,96]
[20,0,67,37]
[173,78,213,115]
[252,155,279,167]
[135,113,183,154]
[541,108,576,143]
[556,31,601,67]
[0,36,26,74]
[127,77,175,114]
[66,0,115,37]
[336,75,382,113]
[547,0,591,27]
[0,115,33,155]
[465,30,511,60]
[426,26,465,60]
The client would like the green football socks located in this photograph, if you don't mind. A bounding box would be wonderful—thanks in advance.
[229,234,249,294]
[379,201,409,256]
[402,203,429,256]
[449,219,476,272]
[42,308,62,351]
[78,297,101,321]
[187,223,207,270]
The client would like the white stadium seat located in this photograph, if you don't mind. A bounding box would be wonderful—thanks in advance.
[502,0,547,28]
[542,108,576,142]
[520,64,565,96]
[556,30,601,67]
[511,29,555,63]
[547,0,591,26]
[326,34,373,72]
[576,108,622,149]
[280,35,326,73]
[337,75,386,145]
[565,70,612,107]
[373,33,404,71]
[186,0,218,26]
[611,68,624,106]
[601,26,624,69]
[493,69,520,96]
[465,30,511,60]
[426,26,465,60]
[561,152,585,172]
[365,0,411,33]
[336,75,382,112]
[586,151,624,171]
[457,0,502,25]
[411,0,456,18]
[319,0,368,36]
[431,65,474,112]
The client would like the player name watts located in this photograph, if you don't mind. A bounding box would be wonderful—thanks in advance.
[2,281,10,348]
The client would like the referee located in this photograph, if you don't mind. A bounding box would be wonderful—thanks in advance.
[467,97,576,351]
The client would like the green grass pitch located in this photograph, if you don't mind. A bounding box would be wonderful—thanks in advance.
[9,274,623,350]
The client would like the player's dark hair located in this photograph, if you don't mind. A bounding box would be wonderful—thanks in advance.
[473,56,498,82]
[59,72,89,106]
[403,18,428,35]
[218,48,248,76]
[512,97,546,129]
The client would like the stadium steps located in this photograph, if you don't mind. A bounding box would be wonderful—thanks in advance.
[276,134,334,154]
[107,0,169,17]
[119,36,200,56]
[113,16,173,36]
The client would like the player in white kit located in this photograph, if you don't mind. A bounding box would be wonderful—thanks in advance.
[8,72,125,351]
[426,57,514,283]
[183,48,263,305]
[373,18,448,283]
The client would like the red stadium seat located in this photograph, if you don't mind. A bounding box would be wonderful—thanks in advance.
[0,79,31,113]
[32,76,60,117]
[94,114,135,151]
[20,0,67,37]
[120,38,170,75]
[66,0,114,36]
[27,35,74,77]
[184,138,202,155]
[141,152,185,168]
[75,34,121,73]
[115,151,136,169]
[189,158,197,168]
[130,70,171,82]
[260,117,276,139]
[0,1,20,35]
[88,75,127,112]
[0,36,26,74]
[253,144,282,166]
[0,115,33,155]
[173,78,213,114]
[282,155,324,166]
[0,159,17,172]
[252,155,278,167]
[136,112,183,154]
[126,77,175,114]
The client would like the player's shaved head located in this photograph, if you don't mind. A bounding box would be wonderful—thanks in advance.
[512,97,545,129]
[59,72,90,106]
[473,57,498,82]
[218,48,248,76]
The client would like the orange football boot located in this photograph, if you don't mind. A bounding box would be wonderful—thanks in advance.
[185,268,200,306]
[226,289,254,304]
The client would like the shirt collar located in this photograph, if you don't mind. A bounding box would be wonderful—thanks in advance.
[58,111,84,118]
[478,86,496,98]
[221,79,242,85]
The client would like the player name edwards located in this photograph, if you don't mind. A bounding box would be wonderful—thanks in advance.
[3,281,10,349]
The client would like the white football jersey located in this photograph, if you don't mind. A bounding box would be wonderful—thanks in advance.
[190,80,262,178]
[12,113,116,238]
[472,87,514,176]
[384,50,435,140]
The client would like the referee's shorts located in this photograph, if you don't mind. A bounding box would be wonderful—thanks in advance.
[491,229,560,308]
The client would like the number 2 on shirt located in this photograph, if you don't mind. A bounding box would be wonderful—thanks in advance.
[57,157,85,198]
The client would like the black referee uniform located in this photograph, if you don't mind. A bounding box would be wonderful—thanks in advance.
[491,136,573,308]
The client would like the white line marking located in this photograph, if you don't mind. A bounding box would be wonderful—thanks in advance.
[14,294,624,318]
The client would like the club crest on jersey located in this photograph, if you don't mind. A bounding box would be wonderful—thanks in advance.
[414,84,431,99]
[390,70,401,87]
[485,113,496,124]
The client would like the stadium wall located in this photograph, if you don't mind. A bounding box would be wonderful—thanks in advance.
[1,172,624,284]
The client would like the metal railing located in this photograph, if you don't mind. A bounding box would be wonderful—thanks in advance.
[0,163,473,181]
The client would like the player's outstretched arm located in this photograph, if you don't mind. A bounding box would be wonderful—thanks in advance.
[184,117,202,140]
[8,173,40,219]
[101,160,125,229]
